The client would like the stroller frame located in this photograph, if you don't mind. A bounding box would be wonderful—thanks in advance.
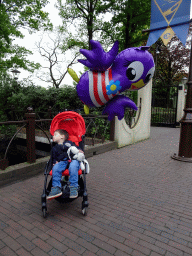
[41,158,89,218]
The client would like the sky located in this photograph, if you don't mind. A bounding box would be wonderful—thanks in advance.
[13,1,192,88]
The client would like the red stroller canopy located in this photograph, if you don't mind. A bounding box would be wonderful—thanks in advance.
[50,111,86,146]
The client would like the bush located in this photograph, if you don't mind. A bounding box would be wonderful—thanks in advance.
[0,81,113,140]
[84,109,110,140]
[1,84,83,119]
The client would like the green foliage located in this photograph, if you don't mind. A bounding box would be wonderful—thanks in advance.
[151,107,176,124]
[149,36,190,88]
[83,109,110,140]
[0,110,17,139]
[0,0,52,75]
[57,0,151,54]
[92,110,110,140]
[0,124,17,139]
[97,0,151,50]
[57,0,103,50]
[0,80,83,120]
[122,90,138,104]
[0,80,111,139]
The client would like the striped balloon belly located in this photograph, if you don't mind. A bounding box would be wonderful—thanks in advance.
[88,68,115,107]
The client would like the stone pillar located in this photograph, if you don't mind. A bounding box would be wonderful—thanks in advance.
[176,83,185,123]
[114,79,152,148]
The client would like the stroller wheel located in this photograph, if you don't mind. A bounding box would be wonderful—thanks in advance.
[42,208,47,218]
[82,207,88,216]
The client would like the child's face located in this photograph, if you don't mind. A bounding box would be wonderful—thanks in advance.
[53,131,65,144]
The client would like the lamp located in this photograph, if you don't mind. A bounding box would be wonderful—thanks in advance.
[171,41,192,161]
[11,69,20,80]
[156,45,161,54]
[181,77,187,85]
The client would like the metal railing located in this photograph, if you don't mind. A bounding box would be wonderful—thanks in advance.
[124,98,142,129]
[0,108,115,170]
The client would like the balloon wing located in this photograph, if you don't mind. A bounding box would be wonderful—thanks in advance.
[78,40,119,72]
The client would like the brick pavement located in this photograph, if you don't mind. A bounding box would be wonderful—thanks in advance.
[1,127,192,256]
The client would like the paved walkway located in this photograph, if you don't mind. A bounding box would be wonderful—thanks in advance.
[1,127,192,256]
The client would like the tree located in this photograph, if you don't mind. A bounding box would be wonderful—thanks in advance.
[149,30,191,108]
[36,31,80,88]
[56,0,151,52]
[97,0,151,50]
[0,0,52,74]
[150,33,191,88]
[56,0,114,50]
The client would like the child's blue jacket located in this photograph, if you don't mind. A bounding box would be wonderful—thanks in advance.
[51,140,80,164]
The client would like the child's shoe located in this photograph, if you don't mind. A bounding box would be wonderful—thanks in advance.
[47,186,62,200]
[69,186,78,198]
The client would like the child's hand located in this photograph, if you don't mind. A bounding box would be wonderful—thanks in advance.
[53,161,58,166]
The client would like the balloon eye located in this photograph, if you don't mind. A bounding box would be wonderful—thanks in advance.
[126,68,136,80]
[145,74,151,84]
[144,66,155,84]
[126,61,144,82]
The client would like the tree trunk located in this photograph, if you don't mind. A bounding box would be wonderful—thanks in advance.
[124,3,132,49]
[124,16,131,49]
[86,0,94,50]
[87,19,93,50]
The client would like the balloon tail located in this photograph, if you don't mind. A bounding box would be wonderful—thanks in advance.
[84,105,89,115]
[67,68,80,83]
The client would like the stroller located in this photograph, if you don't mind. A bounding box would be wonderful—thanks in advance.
[41,111,89,218]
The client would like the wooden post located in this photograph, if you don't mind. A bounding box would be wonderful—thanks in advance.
[25,107,36,163]
[110,118,115,141]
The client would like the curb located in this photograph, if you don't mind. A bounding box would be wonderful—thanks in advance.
[0,141,117,187]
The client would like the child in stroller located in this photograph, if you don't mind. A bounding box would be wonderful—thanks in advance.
[41,111,89,217]
[47,129,84,200]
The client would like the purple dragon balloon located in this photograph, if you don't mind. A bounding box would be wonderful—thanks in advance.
[76,40,155,121]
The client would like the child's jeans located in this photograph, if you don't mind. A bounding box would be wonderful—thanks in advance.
[52,159,80,188]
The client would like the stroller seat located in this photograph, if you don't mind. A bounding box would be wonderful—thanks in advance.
[49,169,82,176]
